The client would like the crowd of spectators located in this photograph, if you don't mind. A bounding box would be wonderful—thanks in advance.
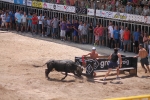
[0,9,150,54]
[39,0,150,16]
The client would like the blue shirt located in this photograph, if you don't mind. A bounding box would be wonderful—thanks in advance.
[113,30,120,39]
[133,31,140,41]
[27,15,32,23]
[6,15,11,22]
[16,14,22,23]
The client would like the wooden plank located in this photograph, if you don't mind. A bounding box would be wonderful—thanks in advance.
[94,67,135,72]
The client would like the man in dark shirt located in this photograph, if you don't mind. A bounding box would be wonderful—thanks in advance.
[103,48,122,81]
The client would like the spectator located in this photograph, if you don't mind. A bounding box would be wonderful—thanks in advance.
[106,2,112,11]
[119,26,124,51]
[73,19,79,42]
[119,5,125,13]
[97,24,105,47]
[38,14,44,35]
[88,22,93,44]
[21,12,27,32]
[66,20,72,41]
[81,23,88,44]
[94,24,99,46]
[135,5,142,15]
[143,32,149,51]
[27,13,32,32]
[66,0,70,5]
[139,33,144,44]
[142,5,150,16]
[133,0,138,5]
[113,26,120,48]
[31,13,38,35]
[1,11,6,28]
[16,11,22,32]
[9,10,15,30]
[60,20,67,41]
[42,17,47,37]
[70,0,75,6]
[78,21,83,43]
[133,28,140,53]
[51,17,59,38]
[122,0,128,5]
[108,21,114,49]
[15,9,19,29]
[125,2,132,14]
[5,12,11,31]
[123,27,130,52]
[45,17,52,37]
[9,10,14,30]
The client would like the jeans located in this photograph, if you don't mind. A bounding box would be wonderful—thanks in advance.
[46,27,51,36]
[120,40,124,50]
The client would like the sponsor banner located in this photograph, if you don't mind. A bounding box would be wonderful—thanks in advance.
[14,0,23,5]
[32,1,43,8]
[47,3,75,13]
[76,7,87,14]
[146,16,150,24]
[23,0,32,6]
[112,12,128,20]
[27,0,32,6]
[43,2,49,9]
[64,5,75,13]
[87,9,100,16]
[4,0,14,3]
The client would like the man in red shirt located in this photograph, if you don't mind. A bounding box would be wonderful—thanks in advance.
[96,24,105,46]
[123,27,130,52]
[32,13,38,35]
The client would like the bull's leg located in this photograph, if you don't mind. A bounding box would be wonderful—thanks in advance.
[61,71,68,80]
[45,69,51,79]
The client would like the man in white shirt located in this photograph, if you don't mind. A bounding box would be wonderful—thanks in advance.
[108,21,114,49]
[78,21,83,43]
[1,11,6,28]
[120,26,124,51]
[15,9,19,29]
[21,12,27,32]
[38,14,44,35]
[45,17,52,37]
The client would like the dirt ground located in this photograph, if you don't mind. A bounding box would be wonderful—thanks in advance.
[0,31,150,100]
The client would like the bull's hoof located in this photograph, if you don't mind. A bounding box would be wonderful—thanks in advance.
[46,77,50,80]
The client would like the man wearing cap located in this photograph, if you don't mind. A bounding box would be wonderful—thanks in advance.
[103,48,122,81]
[134,44,150,73]
[83,47,100,60]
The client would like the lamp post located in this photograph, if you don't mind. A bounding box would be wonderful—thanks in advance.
[92,0,97,44]
[25,0,27,14]
[94,0,96,27]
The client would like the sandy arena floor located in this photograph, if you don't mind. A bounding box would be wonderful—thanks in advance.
[0,31,150,100]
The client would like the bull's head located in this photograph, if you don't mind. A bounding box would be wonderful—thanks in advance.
[76,65,83,77]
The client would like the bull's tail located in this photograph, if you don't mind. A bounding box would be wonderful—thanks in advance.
[32,63,47,67]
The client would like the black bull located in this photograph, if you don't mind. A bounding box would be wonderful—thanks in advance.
[42,60,83,80]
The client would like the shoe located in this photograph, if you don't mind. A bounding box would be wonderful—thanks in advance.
[116,77,121,80]
[103,78,106,81]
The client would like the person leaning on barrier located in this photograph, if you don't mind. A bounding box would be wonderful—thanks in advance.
[134,44,150,73]
[83,47,100,60]
[103,48,122,81]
